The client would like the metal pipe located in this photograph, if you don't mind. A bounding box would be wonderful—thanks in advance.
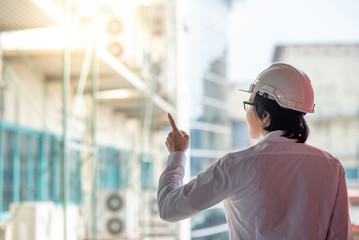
[62,0,71,239]
[91,38,99,240]
[62,47,69,240]
[72,36,93,115]
[0,47,4,119]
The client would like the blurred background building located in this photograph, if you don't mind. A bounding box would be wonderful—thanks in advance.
[1,0,359,239]
[0,0,237,239]
[0,0,178,239]
[179,0,234,239]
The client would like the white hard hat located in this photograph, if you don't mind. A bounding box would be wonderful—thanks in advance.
[241,63,315,113]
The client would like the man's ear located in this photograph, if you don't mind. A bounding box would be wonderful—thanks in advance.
[262,112,270,125]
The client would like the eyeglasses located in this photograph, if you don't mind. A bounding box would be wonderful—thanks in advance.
[243,101,256,111]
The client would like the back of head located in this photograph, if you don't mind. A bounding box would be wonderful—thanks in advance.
[254,93,309,143]
[241,63,315,143]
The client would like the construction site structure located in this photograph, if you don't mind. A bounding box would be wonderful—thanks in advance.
[0,0,184,239]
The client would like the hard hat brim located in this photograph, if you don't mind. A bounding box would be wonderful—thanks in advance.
[238,84,254,93]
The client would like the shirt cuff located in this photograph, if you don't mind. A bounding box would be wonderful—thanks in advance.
[168,151,186,166]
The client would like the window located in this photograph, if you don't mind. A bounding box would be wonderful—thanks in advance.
[140,154,155,189]
[0,121,132,219]
[69,149,81,203]
[2,130,14,213]
[191,207,228,240]
[0,121,83,219]
[191,156,218,176]
[204,80,225,101]
[50,137,62,204]
[98,147,130,191]
[345,167,359,181]
[191,129,227,150]
[231,121,250,150]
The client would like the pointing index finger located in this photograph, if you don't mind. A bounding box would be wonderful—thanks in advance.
[168,113,179,132]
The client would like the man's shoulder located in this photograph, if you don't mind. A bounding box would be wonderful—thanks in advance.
[220,146,261,165]
[223,142,342,166]
[303,143,340,160]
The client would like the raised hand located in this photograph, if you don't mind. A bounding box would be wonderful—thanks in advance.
[166,113,190,153]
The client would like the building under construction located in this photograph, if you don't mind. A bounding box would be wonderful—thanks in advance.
[0,0,179,239]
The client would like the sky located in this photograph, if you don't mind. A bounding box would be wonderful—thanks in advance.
[227,0,359,83]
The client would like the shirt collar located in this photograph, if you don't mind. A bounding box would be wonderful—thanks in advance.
[261,130,294,143]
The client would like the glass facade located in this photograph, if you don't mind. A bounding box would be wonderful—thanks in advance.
[231,121,251,150]
[191,129,227,150]
[190,156,218,176]
[183,0,232,238]
[191,207,229,240]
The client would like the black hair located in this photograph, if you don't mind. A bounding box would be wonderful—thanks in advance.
[253,93,309,143]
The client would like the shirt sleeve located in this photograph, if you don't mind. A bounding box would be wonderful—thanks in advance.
[157,151,232,222]
[326,165,353,240]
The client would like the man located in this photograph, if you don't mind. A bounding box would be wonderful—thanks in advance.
[157,63,353,239]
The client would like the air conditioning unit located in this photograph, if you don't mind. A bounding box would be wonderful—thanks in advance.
[10,202,56,240]
[140,190,177,239]
[142,189,158,218]
[96,190,137,239]
[98,0,136,66]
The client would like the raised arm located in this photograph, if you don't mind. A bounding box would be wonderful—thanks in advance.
[158,115,232,221]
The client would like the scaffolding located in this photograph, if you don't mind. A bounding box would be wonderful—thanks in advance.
[0,0,177,239]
